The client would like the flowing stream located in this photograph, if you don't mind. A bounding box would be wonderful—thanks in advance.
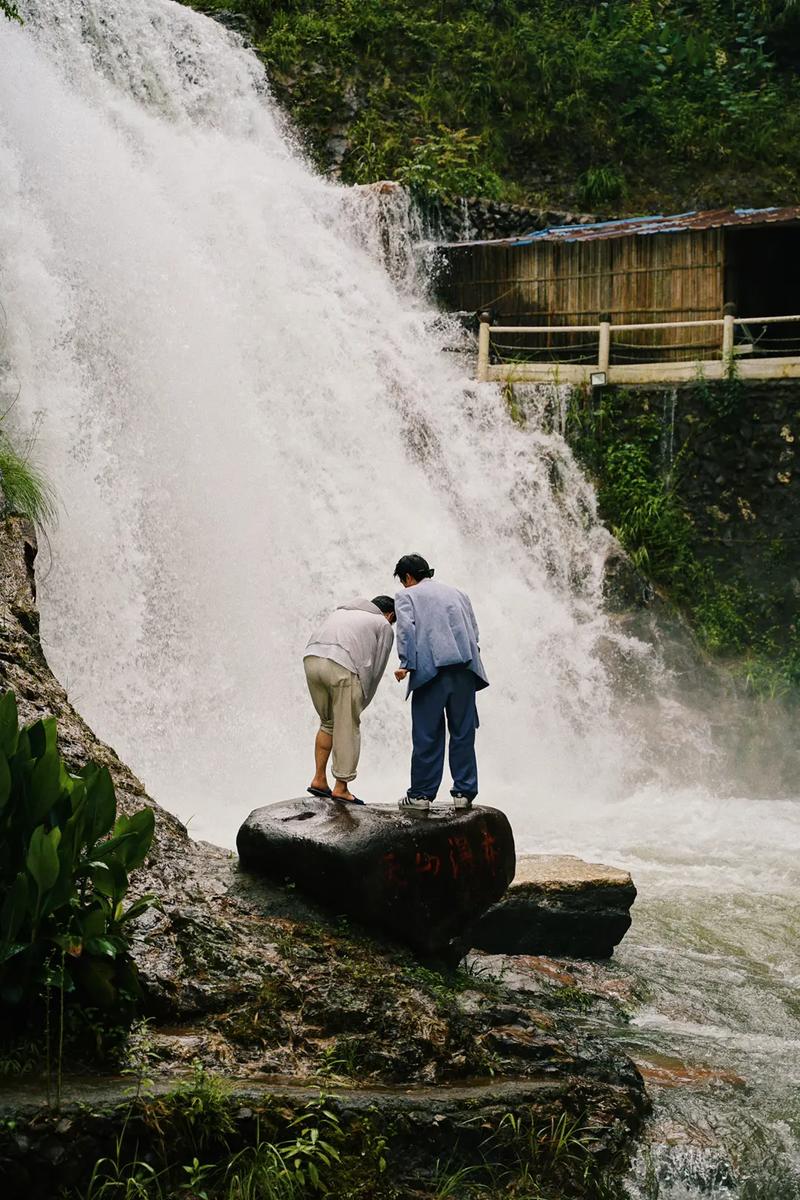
[0,2,798,1194]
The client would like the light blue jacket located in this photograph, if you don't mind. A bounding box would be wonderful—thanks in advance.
[394,578,489,694]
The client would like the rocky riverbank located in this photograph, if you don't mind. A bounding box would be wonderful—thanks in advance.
[0,514,648,1195]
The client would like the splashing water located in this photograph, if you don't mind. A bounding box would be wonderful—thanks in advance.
[0,3,799,1193]
[0,0,655,846]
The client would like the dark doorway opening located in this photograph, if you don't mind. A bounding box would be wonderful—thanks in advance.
[725,226,800,356]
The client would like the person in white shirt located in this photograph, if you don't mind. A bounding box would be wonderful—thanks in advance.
[303,596,395,804]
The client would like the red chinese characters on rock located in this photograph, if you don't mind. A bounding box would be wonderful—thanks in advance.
[447,835,474,880]
[381,826,502,891]
[383,850,409,890]
[481,828,499,875]
[415,850,442,877]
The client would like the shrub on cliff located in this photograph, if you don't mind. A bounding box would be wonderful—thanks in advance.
[0,425,57,528]
[0,689,156,1025]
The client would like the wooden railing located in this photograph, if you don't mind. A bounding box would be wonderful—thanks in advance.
[476,312,800,386]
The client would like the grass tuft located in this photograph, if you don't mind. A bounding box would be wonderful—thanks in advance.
[0,426,58,528]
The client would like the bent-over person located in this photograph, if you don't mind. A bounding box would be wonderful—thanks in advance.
[304,596,395,804]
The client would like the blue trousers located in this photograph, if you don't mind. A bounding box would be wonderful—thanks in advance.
[409,666,479,800]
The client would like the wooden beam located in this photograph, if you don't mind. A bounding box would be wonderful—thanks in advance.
[481,356,800,387]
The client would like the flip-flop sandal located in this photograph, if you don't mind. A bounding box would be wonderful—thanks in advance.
[334,794,365,806]
[307,786,333,798]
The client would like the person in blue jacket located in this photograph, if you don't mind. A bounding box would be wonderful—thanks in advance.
[393,553,488,811]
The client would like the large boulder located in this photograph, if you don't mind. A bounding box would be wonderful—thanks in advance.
[237,798,515,957]
[470,854,636,959]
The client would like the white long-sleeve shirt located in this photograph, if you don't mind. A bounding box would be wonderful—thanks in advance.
[304,597,394,707]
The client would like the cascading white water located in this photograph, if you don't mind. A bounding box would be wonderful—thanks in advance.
[1,1,800,1194]
[0,0,797,866]
[0,0,654,844]
[1,0,799,875]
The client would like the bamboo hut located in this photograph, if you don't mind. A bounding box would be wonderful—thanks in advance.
[437,207,800,366]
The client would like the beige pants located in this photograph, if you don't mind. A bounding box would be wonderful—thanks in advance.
[303,655,364,782]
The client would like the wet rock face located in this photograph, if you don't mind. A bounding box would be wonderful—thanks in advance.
[432,197,598,243]
[471,854,636,959]
[237,797,515,957]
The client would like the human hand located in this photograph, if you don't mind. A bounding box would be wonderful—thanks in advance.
[395,668,409,681]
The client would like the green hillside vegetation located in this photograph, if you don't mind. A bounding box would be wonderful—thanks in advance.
[186,0,800,210]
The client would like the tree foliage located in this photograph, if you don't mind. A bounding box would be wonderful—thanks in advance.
[185,1,800,208]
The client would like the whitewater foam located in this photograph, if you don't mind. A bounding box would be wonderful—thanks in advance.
[0,1,797,894]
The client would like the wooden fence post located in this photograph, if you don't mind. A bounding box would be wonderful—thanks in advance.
[722,302,736,373]
[598,320,611,374]
[477,313,491,382]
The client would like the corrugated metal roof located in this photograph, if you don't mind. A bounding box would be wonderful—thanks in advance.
[442,206,800,248]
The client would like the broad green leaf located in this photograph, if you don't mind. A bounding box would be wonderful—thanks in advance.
[0,691,18,758]
[118,894,159,924]
[26,824,62,896]
[89,862,116,898]
[0,751,10,810]
[89,858,127,900]
[113,807,155,870]
[83,764,116,845]
[85,936,117,959]
[0,873,30,943]
[78,906,107,940]
[27,716,57,759]
[30,748,62,822]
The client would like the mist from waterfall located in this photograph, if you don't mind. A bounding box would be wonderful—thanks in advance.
[0,0,797,891]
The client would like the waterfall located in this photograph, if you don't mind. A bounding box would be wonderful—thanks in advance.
[0,0,796,877]
[0,0,645,845]
[2,3,800,1193]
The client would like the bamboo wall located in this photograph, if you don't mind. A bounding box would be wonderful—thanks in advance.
[442,228,725,363]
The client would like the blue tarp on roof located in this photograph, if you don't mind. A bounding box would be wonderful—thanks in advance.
[442,206,800,248]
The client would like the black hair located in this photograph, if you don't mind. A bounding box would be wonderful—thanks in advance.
[371,595,396,614]
[393,554,435,582]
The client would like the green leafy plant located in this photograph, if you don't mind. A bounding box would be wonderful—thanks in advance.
[576,165,627,210]
[183,0,800,211]
[0,1,21,23]
[566,384,800,695]
[394,127,504,201]
[0,689,157,1021]
[82,1092,389,1200]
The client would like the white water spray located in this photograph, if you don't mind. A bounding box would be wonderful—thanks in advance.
[0,0,639,842]
[0,0,798,889]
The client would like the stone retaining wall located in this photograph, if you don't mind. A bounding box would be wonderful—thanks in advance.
[431,197,598,243]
